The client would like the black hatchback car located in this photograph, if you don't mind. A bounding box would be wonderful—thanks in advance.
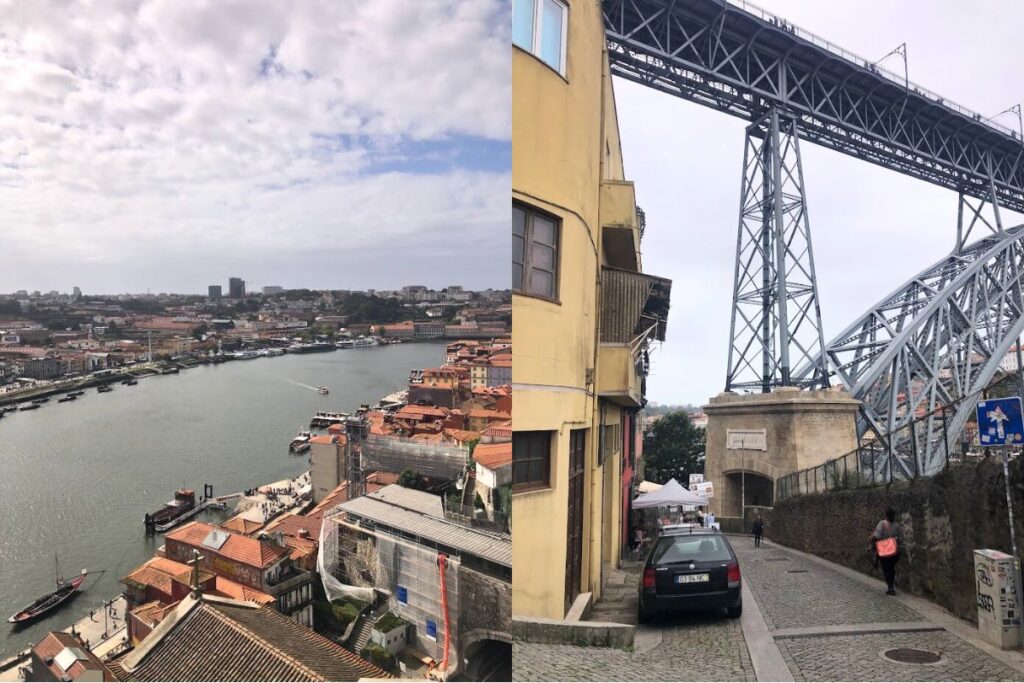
[638,528,742,622]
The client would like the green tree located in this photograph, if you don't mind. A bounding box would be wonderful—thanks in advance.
[397,468,427,491]
[642,411,705,484]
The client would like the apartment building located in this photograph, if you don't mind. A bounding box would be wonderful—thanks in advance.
[512,0,671,618]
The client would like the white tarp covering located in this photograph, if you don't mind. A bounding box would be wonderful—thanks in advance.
[318,512,375,604]
[631,477,708,508]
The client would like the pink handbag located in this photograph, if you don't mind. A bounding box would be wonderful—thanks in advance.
[875,521,898,557]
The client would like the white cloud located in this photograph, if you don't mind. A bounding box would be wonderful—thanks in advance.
[0,0,511,292]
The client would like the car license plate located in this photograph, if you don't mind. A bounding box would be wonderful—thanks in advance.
[676,573,709,584]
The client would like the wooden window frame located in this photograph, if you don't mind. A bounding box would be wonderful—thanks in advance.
[513,200,561,303]
[513,430,553,492]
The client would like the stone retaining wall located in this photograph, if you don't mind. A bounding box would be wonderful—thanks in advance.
[765,458,1024,622]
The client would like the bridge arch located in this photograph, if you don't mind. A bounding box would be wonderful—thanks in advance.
[796,224,1024,477]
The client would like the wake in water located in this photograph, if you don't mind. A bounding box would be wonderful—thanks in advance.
[252,370,322,393]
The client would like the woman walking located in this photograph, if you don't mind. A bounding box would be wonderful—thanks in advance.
[870,507,903,595]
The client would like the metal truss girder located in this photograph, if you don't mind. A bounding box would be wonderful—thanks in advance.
[796,224,1024,476]
[603,0,1024,213]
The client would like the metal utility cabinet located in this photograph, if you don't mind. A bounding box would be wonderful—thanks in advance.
[974,549,1023,649]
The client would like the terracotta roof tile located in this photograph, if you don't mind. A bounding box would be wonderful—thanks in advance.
[473,442,512,470]
[166,522,287,569]
[110,599,389,681]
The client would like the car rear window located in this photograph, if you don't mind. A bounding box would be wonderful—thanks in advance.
[651,534,733,564]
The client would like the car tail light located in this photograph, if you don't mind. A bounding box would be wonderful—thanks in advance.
[642,567,655,590]
[727,562,741,585]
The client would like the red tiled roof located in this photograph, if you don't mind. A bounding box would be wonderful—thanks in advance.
[221,516,266,536]
[467,409,512,420]
[122,556,275,605]
[109,599,389,681]
[396,404,449,419]
[444,428,482,444]
[167,522,287,569]
[485,419,512,438]
[473,442,512,470]
[34,631,114,681]
[213,578,276,605]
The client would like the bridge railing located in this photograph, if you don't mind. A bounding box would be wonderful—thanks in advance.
[776,383,1015,501]
[721,0,1017,137]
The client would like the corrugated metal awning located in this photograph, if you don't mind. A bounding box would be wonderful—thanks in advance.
[600,267,672,344]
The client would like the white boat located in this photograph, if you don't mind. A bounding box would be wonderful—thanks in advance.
[289,430,311,452]
[336,336,379,349]
[317,386,329,395]
[232,350,259,360]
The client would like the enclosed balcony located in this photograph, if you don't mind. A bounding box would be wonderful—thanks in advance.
[600,180,641,271]
[598,267,672,406]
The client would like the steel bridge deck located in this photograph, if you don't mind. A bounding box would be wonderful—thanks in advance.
[604,0,1024,212]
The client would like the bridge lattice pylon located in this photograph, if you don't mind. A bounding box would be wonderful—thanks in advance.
[726,108,829,393]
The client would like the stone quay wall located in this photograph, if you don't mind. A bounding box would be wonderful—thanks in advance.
[764,457,1024,622]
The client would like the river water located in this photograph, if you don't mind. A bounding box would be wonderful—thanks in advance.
[0,342,444,657]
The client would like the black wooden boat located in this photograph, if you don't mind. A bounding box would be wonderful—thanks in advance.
[8,557,87,624]
[144,488,196,533]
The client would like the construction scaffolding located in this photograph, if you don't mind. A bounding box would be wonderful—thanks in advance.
[319,511,461,671]
[359,434,469,481]
[317,512,375,604]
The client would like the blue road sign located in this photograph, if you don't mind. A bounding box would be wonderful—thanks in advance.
[976,397,1024,446]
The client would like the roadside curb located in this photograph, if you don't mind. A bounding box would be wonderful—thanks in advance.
[512,616,635,649]
[740,579,794,681]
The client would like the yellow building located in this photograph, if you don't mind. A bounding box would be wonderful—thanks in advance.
[512,0,672,619]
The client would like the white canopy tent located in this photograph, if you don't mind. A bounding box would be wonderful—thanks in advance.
[631,477,708,509]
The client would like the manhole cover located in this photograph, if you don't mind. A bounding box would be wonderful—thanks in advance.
[786,569,809,573]
[882,648,943,665]
[764,557,790,562]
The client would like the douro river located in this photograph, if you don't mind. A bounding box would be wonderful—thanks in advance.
[0,342,443,657]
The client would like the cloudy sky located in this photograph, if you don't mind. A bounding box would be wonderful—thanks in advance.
[0,0,510,295]
[619,0,1024,406]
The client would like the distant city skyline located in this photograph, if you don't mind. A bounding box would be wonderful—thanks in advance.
[0,0,510,293]
[2,280,506,298]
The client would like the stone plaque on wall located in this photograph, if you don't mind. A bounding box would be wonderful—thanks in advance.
[726,428,767,451]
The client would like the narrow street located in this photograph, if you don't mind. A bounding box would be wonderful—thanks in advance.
[514,536,1024,681]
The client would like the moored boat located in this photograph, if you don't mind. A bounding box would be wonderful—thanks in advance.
[289,430,312,452]
[144,488,196,533]
[57,395,77,403]
[8,557,87,625]
[19,403,41,411]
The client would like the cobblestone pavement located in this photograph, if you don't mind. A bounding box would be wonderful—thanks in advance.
[732,536,1022,681]
[776,631,1020,681]
[513,538,1024,681]
[733,537,920,629]
[515,561,753,681]
[514,611,753,681]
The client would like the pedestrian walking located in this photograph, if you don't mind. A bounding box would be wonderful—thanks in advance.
[632,527,645,560]
[870,507,903,595]
[751,516,764,547]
